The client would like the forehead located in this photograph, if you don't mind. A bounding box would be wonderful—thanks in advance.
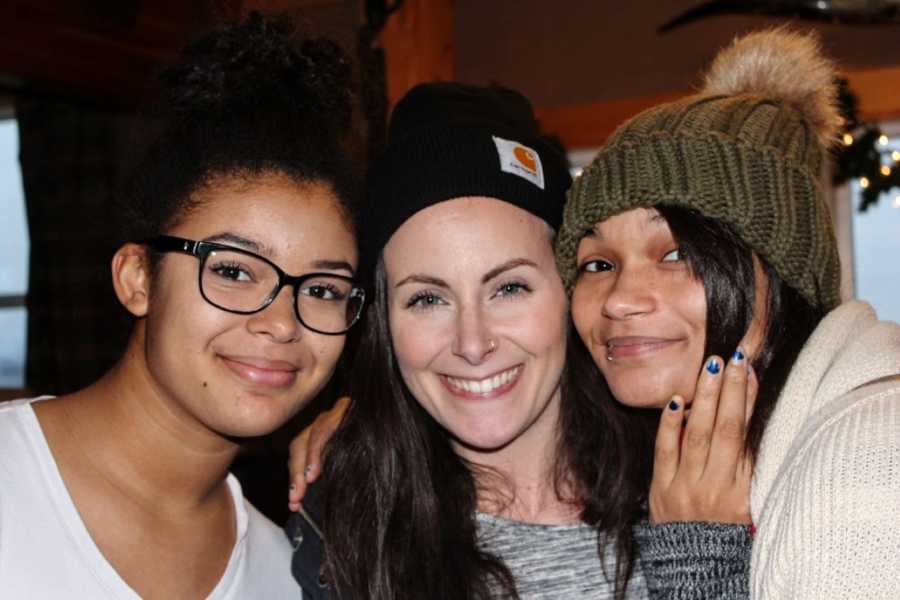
[168,173,356,266]
[588,207,669,239]
[384,196,554,275]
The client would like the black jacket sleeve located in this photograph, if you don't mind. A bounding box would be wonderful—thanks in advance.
[285,481,332,599]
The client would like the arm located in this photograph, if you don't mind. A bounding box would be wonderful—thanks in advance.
[635,521,751,600]
[287,396,349,512]
[751,381,900,599]
[637,351,755,599]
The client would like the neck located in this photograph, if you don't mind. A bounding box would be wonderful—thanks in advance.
[457,389,580,525]
[46,333,239,513]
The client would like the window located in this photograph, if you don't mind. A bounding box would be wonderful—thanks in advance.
[848,129,900,324]
[0,118,30,389]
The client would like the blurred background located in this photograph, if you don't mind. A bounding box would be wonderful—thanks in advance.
[1,0,898,524]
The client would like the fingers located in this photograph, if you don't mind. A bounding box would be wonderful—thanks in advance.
[286,396,351,512]
[288,428,311,512]
[680,355,725,481]
[651,395,686,492]
[705,348,750,483]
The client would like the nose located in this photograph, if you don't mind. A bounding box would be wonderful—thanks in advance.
[450,305,496,365]
[247,285,302,342]
[602,264,656,321]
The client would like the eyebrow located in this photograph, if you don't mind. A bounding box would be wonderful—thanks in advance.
[311,259,355,275]
[205,233,354,275]
[204,232,273,256]
[586,211,667,239]
[394,258,538,289]
[481,258,538,283]
[395,274,450,289]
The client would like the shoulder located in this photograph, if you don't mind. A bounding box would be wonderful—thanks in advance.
[224,478,298,598]
[752,378,900,598]
[0,398,50,480]
[783,377,900,487]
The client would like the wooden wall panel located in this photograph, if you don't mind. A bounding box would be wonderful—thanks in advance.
[381,0,455,111]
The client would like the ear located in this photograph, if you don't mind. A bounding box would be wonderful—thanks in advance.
[112,243,151,317]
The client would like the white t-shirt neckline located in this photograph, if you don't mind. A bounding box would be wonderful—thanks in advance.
[21,396,250,599]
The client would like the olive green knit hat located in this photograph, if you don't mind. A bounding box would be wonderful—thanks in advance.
[555,29,843,311]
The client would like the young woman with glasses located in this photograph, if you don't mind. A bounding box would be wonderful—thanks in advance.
[0,14,363,599]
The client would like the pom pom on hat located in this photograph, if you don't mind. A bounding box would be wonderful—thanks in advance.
[703,27,842,147]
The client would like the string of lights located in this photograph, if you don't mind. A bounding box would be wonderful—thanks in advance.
[833,77,900,211]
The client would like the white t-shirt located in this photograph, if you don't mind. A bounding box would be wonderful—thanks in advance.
[0,397,300,599]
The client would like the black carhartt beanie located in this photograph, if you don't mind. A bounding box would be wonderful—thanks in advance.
[362,82,571,272]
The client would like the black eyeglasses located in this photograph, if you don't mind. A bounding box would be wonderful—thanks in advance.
[144,236,366,336]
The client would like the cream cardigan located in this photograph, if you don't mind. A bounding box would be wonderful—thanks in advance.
[750,301,900,599]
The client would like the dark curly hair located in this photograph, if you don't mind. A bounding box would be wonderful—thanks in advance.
[119,12,358,245]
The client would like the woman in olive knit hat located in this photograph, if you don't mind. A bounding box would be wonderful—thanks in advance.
[557,28,900,599]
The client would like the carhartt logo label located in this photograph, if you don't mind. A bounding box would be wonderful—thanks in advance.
[493,136,544,189]
[514,146,537,172]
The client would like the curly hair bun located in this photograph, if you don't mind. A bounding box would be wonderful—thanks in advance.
[159,11,353,135]
[702,28,841,147]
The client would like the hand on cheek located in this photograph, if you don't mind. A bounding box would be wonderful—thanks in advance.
[649,348,758,525]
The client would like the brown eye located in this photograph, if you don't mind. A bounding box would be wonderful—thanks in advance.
[580,259,613,273]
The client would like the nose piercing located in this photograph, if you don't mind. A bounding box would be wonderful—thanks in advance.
[488,338,497,352]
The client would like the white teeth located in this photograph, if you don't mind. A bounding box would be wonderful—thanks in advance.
[446,366,520,394]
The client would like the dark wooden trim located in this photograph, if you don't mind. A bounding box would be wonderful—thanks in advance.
[536,65,900,150]
[381,0,455,111]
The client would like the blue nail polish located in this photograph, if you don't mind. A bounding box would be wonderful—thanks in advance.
[732,348,745,363]
[668,399,680,411]
[706,358,721,375]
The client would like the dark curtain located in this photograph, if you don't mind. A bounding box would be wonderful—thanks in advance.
[16,97,133,396]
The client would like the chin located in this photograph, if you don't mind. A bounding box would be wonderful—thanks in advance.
[607,379,685,410]
[213,395,298,438]
[446,417,524,453]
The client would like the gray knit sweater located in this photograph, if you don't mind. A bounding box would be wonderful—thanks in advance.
[633,521,751,599]
[476,513,649,599]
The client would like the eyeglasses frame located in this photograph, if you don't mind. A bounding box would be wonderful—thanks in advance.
[143,235,365,336]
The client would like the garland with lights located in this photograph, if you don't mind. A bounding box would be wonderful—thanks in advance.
[832,77,900,211]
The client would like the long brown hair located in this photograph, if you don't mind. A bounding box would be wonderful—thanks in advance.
[321,254,651,599]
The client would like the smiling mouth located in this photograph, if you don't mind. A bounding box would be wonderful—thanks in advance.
[605,337,683,360]
[440,365,522,398]
[219,355,300,389]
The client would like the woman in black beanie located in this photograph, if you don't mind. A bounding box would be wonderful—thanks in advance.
[295,82,651,599]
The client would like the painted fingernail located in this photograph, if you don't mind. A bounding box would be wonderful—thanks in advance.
[706,357,721,375]
[668,399,680,411]
[732,348,745,363]
[289,483,297,492]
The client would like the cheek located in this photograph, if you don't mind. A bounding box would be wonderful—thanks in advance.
[388,309,446,377]
[570,281,604,347]
[309,335,345,367]
[523,298,568,359]
[680,281,708,338]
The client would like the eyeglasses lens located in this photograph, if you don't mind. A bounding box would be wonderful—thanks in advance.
[201,249,364,334]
